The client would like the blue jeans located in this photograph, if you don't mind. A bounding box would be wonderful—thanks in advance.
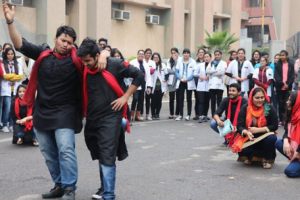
[240,92,245,97]
[15,131,37,139]
[210,119,219,133]
[99,162,116,200]
[275,139,300,178]
[293,83,298,90]
[34,128,78,189]
[1,96,13,127]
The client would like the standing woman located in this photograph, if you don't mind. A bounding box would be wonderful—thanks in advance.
[253,57,273,98]
[275,91,300,177]
[165,47,181,119]
[18,55,35,85]
[249,50,261,92]
[129,50,152,121]
[275,50,294,126]
[175,48,196,121]
[193,48,206,120]
[1,47,23,132]
[206,49,227,118]
[194,52,211,123]
[225,50,237,96]
[151,53,167,120]
[226,48,254,97]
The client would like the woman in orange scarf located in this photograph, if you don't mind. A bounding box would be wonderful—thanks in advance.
[275,90,300,177]
[237,87,278,168]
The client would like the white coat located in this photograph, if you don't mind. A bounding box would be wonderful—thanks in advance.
[1,62,23,96]
[17,56,35,82]
[226,60,254,92]
[129,58,152,91]
[253,67,274,97]
[151,63,167,93]
[175,58,196,90]
[206,60,227,90]
[194,62,209,92]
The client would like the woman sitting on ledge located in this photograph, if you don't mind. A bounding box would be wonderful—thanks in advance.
[237,87,278,168]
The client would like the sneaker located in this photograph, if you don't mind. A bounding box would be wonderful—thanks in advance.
[42,183,64,199]
[9,126,13,132]
[175,116,183,121]
[203,116,208,122]
[185,115,190,121]
[221,140,229,147]
[92,188,104,199]
[1,126,9,133]
[140,115,144,120]
[61,187,75,200]
[198,117,203,123]
[193,116,199,120]
[146,116,152,121]
[278,121,283,127]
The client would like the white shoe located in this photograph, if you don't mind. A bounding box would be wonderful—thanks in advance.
[9,126,13,132]
[2,126,9,132]
[175,116,183,121]
[185,115,190,121]
[140,115,144,120]
[146,116,152,120]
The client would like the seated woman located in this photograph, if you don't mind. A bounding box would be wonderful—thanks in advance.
[275,91,300,177]
[11,84,38,146]
[237,87,278,168]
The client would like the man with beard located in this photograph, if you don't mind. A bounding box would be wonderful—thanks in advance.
[210,83,247,147]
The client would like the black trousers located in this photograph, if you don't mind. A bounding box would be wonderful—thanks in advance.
[131,81,146,112]
[209,89,223,117]
[169,91,178,115]
[197,91,210,116]
[277,89,290,121]
[194,90,199,116]
[151,89,164,116]
[142,92,152,115]
[177,82,192,116]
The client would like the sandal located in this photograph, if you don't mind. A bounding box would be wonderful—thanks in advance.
[17,138,23,145]
[244,156,252,165]
[32,139,39,147]
[262,160,272,169]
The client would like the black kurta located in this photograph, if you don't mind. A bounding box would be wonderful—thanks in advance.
[84,58,144,166]
[16,38,83,132]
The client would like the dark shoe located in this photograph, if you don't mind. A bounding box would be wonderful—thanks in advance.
[152,115,156,120]
[42,183,64,199]
[61,187,75,200]
[221,140,229,147]
[92,188,104,199]
[193,116,199,120]
[156,115,160,120]
[206,117,211,120]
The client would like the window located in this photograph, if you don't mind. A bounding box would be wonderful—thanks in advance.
[112,2,122,9]
[247,25,270,42]
[250,0,265,8]
[146,7,151,15]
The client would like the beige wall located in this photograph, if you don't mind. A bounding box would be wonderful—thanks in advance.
[289,0,300,39]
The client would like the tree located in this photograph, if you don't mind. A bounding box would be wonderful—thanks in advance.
[198,30,239,54]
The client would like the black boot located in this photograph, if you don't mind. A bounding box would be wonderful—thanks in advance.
[61,187,75,200]
[42,183,64,199]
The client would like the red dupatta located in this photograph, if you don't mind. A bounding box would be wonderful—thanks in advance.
[15,97,33,131]
[289,91,300,160]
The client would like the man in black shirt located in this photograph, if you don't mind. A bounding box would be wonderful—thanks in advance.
[77,38,144,200]
[210,83,247,146]
[3,3,109,200]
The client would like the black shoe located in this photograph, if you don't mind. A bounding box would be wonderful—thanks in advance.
[193,116,199,120]
[61,187,75,200]
[222,140,229,147]
[156,115,160,120]
[42,183,64,199]
[152,115,156,120]
[92,188,104,199]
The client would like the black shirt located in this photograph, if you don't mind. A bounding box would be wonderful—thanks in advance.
[16,38,82,131]
[214,97,247,121]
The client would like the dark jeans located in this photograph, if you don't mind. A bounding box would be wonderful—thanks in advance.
[177,82,192,116]
[275,139,300,178]
[142,92,152,115]
[197,91,210,116]
[169,91,178,116]
[209,89,223,117]
[277,89,289,121]
[194,90,199,116]
[131,82,145,112]
[151,89,164,116]
[238,134,277,160]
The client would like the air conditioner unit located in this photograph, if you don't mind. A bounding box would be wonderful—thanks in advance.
[4,0,23,6]
[112,9,130,21]
[146,15,159,25]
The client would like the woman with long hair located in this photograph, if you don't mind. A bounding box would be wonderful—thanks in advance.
[275,50,295,126]
[249,50,262,93]
[206,49,227,118]
[237,87,278,168]
[226,48,254,97]
[11,84,38,146]
[1,47,23,132]
[275,91,300,177]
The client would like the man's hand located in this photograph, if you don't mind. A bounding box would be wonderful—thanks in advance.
[111,96,128,111]
[96,50,110,72]
[3,2,15,22]
[217,120,224,127]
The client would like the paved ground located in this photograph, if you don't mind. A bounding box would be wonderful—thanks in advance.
[0,101,298,200]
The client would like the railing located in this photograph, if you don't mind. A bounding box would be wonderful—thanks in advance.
[286,31,300,63]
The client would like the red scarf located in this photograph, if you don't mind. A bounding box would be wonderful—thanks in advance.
[225,96,242,146]
[15,97,33,131]
[21,47,83,107]
[0,58,3,77]
[83,63,130,133]
[290,91,300,159]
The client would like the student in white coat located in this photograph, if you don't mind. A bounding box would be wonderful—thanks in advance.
[206,49,227,118]
[130,50,152,121]
[253,56,274,98]
[18,55,35,85]
[194,52,211,123]
[150,53,167,120]
[175,48,196,121]
[226,48,254,97]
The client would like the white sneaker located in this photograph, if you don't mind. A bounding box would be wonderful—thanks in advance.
[175,116,183,121]
[146,116,152,120]
[9,126,13,132]
[185,115,190,121]
[140,115,144,120]
[2,126,9,132]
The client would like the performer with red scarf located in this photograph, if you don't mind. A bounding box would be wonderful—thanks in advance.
[275,90,300,177]
[77,38,144,200]
[237,87,278,169]
[210,83,247,147]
